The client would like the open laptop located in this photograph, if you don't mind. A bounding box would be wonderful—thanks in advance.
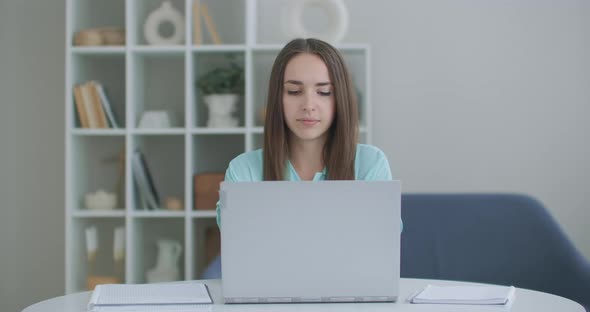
[219,180,401,303]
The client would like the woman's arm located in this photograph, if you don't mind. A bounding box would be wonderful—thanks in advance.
[359,145,393,181]
[357,145,402,231]
[216,161,240,228]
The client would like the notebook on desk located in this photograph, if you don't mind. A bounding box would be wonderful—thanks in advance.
[219,180,401,303]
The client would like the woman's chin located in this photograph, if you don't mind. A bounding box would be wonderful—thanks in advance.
[291,130,328,143]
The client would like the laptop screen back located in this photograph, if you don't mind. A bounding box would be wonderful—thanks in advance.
[220,180,401,303]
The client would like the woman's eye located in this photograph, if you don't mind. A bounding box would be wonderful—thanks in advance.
[287,90,301,95]
[318,91,332,96]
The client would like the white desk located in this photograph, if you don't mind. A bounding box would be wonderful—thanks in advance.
[23,278,584,312]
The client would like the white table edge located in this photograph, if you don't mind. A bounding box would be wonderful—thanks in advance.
[22,278,585,312]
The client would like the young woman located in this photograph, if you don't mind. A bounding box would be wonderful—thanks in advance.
[202,38,394,278]
[216,38,392,226]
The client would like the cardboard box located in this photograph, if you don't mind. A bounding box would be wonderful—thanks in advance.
[194,173,224,210]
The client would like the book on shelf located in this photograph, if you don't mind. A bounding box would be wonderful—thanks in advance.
[132,149,160,210]
[73,81,120,129]
[78,82,100,128]
[192,1,221,45]
[94,81,120,128]
[89,81,109,128]
[73,84,90,128]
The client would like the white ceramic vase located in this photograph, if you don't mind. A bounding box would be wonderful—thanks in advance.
[138,110,177,128]
[146,239,182,283]
[204,94,239,128]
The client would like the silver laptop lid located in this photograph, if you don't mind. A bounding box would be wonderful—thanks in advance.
[220,180,401,303]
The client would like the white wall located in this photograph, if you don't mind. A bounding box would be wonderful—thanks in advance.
[362,0,590,259]
[260,0,590,255]
[372,0,590,254]
[0,1,65,311]
[1,0,589,311]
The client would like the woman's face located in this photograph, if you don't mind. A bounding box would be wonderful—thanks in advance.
[282,53,335,145]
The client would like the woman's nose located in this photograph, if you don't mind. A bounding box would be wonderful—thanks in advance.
[302,92,316,111]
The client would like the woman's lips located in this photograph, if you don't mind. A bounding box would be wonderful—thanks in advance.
[297,118,320,126]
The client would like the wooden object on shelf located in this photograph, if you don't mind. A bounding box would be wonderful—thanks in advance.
[101,149,126,208]
[194,173,224,210]
[86,275,120,290]
[74,27,125,46]
[87,250,97,276]
[192,0,202,45]
[165,196,183,210]
[200,3,221,44]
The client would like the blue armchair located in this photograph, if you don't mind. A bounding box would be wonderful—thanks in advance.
[401,193,590,310]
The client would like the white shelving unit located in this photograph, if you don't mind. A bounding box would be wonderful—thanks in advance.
[65,0,371,293]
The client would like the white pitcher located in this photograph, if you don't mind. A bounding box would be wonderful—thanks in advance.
[146,239,182,283]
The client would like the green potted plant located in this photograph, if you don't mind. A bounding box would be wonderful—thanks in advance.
[196,58,244,128]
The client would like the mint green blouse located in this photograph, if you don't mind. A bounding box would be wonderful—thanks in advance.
[216,144,393,226]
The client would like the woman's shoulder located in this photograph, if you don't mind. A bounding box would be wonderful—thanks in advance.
[356,144,387,160]
[230,148,263,165]
[354,144,392,180]
[226,149,264,181]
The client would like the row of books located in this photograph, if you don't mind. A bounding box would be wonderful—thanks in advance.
[131,150,223,211]
[73,81,119,128]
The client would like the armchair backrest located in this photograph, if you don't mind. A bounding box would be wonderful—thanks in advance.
[400,193,590,309]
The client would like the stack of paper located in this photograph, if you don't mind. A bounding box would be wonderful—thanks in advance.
[87,283,212,312]
[409,284,516,305]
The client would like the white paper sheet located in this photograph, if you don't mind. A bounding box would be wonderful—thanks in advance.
[409,284,516,305]
[88,283,212,312]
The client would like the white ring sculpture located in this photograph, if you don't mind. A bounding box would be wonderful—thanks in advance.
[282,0,349,44]
[144,1,185,45]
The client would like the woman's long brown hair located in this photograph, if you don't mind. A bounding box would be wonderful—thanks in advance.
[263,38,358,180]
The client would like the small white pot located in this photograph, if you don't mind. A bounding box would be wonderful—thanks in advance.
[203,94,239,128]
